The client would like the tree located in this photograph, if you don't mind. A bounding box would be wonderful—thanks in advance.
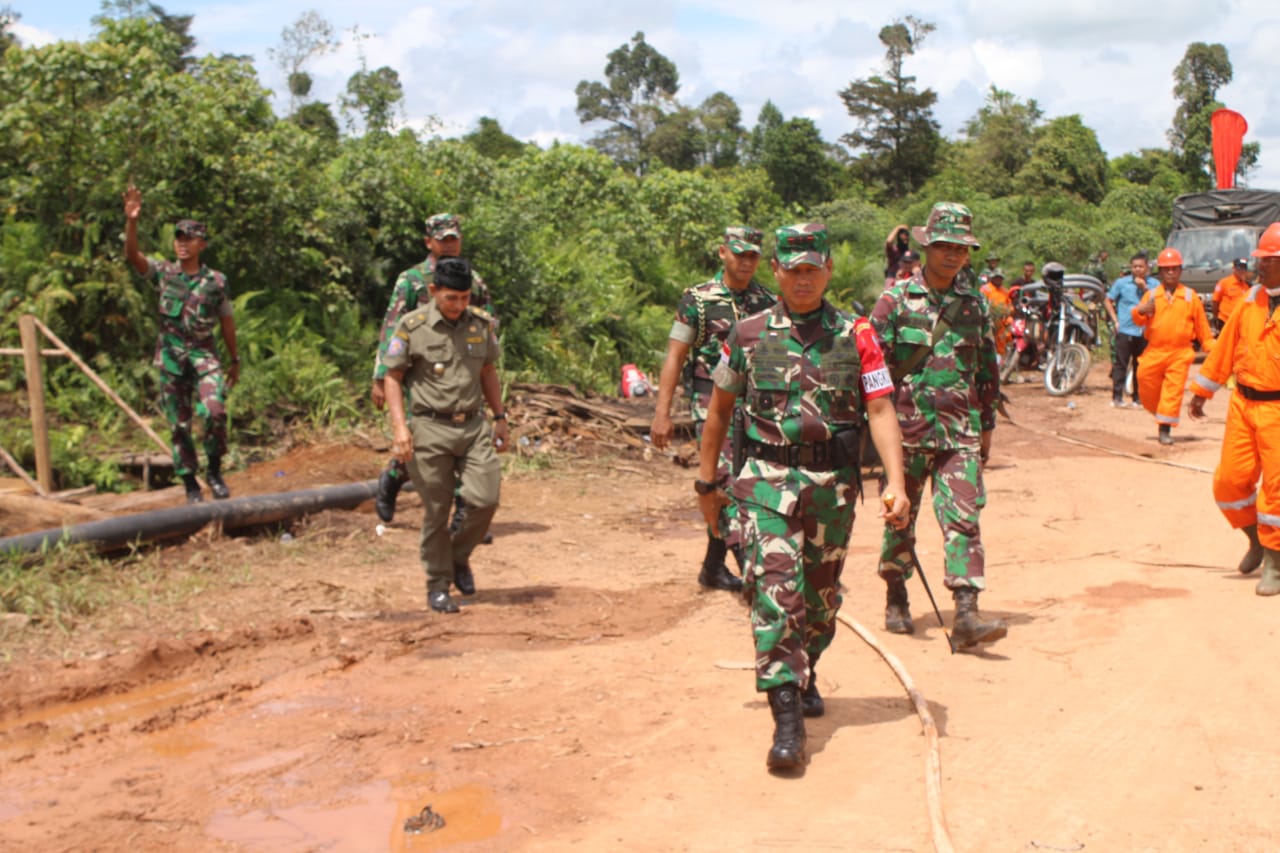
[838,16,941,199]
[464,117,528,161]
[760,118,838,208]
[341,66,403,136]
[575,31,679,175]
[94,1,197,72]
[647,107,701,171]
[267,10,338,115]
[696,91,745,168]
[1167,43,1259,189]
[746,100,784,164]
[1015,115,1108,204]
[0,6,18,57]
[291,101,339,144]
[960,86,1042,197]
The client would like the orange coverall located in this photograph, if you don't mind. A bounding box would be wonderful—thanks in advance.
[1213,273,1251,327]
[1191,286,1280,549]
[1131,283,1213,427]
[981,282,1013,356]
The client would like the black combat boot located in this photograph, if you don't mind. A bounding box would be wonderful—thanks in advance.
[697,536,742,593]
[801,656,824,718]
[1239,524,1264,575]
[375,468,405,523]
[766,684,807,770]
[1158,424,1174,446]
[884,574,914,634]
[951,587,1007,649]
[182,474,203,505]
[453,559,476,596]
[206,456,230,500]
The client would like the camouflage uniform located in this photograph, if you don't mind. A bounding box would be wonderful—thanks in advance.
[670,259,775,546]
[715,257,893,691]
[871,220,1000,592]
[382,285,502,597]
[147,256,232,477]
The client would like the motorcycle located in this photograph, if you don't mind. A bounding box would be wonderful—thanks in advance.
[1001,274,1104,395]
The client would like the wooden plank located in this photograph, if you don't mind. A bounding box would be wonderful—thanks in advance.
[18,315,52,493]
[0,348,63,356]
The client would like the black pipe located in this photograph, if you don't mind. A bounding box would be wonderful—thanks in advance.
[0,480,379,557]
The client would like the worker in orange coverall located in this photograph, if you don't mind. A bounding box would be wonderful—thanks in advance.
[1132,247,1214,446]
[1188,223,1280,594]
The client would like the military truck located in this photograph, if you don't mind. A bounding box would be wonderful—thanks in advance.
[1166,188,1280,314]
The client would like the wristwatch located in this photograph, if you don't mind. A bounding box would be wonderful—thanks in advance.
[693,478,721,495]
[492,412,507,421]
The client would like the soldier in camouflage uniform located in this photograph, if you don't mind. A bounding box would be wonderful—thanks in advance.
[652,226,776,592]
[123,186,240,504]
[382,258,509,613]
[372,213,496,525]
[871,202,1007,650]
[697,223,909,771]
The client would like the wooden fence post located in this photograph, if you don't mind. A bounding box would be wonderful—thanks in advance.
[18,314,53,492]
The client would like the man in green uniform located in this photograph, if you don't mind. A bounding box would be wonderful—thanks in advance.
[697,223,909,771]
[870,202,1007,650]
[382,257,508,613]
[123,186,240,504]
[372,213,496,524]
[652,226,776,592]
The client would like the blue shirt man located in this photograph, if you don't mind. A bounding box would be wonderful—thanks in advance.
[1104,252,1153,406]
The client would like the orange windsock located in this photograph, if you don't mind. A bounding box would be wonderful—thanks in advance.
[1212,108,1248,189]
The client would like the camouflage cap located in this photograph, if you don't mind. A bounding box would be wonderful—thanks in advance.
[774,223,829,269]
[911,202,981,249]
[426,213,462,239]
[174,219,208,241]
[724,226,764,254]
[988,267,1005,279]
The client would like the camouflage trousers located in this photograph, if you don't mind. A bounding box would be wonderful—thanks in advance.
[158,354,228,477]
[734,458,859,692]
[695,412,741,551]
[878,447,986,590]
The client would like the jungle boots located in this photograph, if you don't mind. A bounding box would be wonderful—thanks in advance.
[1158,424,1174,446]
[884,575,914,634]
[182,474,203,505]
[698,536,743,593]
[766,684,807,770]
[952,587,1007,649]
[375,467,405,523]
[207,456,230,500]
[801,657,824,718]
[1238,525,1264,575]
[1255,548,1280,597]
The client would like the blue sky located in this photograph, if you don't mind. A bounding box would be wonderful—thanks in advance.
[17,1,1280,188]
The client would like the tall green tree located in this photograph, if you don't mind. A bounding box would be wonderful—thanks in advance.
[341,66,403,136]
[464,117,528,161]
[745,100,784,163]
[838,16,941,199]
[696,91,745,168]
[0,7,18,57]
[574,31,679,175]
[1168,42,1258,189]
[267,11,338,115]
[1015,115,1108,204]
[960,86,1042,197]
[760,118,838,208]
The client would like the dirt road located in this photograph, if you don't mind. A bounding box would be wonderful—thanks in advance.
[2,365,1278,852]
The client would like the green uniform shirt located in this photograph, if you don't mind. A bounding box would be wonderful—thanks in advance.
[382,300,500,416]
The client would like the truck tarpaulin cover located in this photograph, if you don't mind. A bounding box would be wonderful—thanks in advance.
[1171,189,1280,230]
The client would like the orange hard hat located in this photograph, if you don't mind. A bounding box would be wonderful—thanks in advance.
[1157,247,1183,267]
[1252,222,1280,258]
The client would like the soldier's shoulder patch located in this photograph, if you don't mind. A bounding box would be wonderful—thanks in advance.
[386,335,408,358]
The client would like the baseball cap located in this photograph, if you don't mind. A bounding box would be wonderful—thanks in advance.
[1234,257,1249,269]
[774,223,829,269]
[724,226,764,254]
[426,213,462,239]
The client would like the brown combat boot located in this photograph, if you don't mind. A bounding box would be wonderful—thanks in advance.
[884,575,914,634]
[1238,525,1263,575]
[766,684,807,770]
[951,587,1007,649]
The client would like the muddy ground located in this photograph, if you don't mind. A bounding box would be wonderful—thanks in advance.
[2,364,1278,853]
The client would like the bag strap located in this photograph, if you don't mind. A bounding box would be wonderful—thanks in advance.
[890,295,969,383]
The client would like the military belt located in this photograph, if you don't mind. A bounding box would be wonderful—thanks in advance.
[1237,383,1280,402]
[417,408,480,424]
[745,434,855,472]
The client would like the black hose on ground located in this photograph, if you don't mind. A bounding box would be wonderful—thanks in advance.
[0,481,379,557]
